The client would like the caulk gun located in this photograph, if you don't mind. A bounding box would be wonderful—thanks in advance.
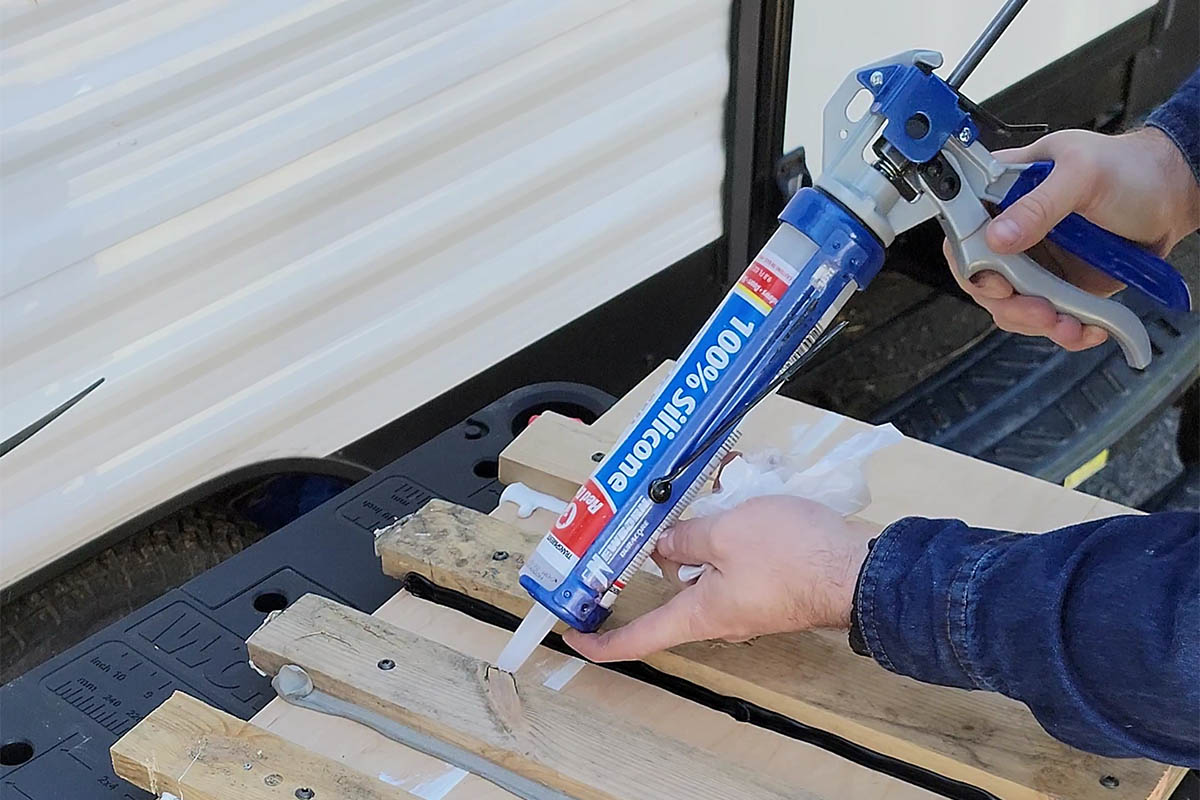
[495,0,1191,673]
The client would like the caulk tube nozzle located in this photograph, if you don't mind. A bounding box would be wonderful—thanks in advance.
[494,605,558,673]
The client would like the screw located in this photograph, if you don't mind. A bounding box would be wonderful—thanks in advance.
[591,451,604,462]
[492,550,509,561]
[869,70,884,87]
[243,762,253,771]
[1099,775,1120,789]
[377,658,395,671]
[264,774,283,787]
[296,789,315,799]
[958,127,972,143]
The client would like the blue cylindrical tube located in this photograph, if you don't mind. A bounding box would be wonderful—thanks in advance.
[518,189,884,632]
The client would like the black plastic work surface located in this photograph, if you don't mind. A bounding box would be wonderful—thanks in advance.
[0,382,612,799]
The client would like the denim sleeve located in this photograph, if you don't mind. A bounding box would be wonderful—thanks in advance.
[1147,68,1200,184]
[854,512,1199,766]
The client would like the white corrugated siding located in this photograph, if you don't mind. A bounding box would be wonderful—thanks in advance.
[0,0,730,588]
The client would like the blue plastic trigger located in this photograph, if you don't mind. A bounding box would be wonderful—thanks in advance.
[999,162,1191,311]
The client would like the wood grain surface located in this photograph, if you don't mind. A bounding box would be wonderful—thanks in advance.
[111,691,414,799]
[247,593,814,800]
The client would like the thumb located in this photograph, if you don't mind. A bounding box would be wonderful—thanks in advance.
[656,515,722,565]
[987,162,1085,254]
[562,587,704,663]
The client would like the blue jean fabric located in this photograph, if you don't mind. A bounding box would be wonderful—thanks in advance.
[855,511,1199,766]
[1148,68,1200,183]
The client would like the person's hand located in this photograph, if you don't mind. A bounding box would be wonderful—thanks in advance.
[562,496,875,663]
[953,126,1200,351]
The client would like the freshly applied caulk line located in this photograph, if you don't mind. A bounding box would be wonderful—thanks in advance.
[541,657,585,691]
[272,665,572,800]
[246,609,284,677]
[411,766,469,800]
[792,412,842,460]
[499,482,568,519]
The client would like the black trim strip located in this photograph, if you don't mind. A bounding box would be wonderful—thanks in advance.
[724,0,795,284]
[1,377,104,458]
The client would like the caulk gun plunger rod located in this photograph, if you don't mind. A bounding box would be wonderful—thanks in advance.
[947,0,1030,89]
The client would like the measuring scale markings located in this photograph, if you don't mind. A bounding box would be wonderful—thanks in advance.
[43,642,178,737]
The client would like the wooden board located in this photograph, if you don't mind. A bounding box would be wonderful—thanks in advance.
[111,691,414,799]
[379,506,1183,798]
[248,589,937,800]
[246,593,812,800]
[499,362,1134,532]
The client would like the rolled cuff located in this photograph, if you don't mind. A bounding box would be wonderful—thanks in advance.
[852,516,1028,690]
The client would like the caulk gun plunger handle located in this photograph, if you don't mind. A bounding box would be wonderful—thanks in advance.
[947,230,1153,369]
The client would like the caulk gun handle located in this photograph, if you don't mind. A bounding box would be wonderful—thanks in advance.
[946,228,1154,369]
[999,162,1192,312]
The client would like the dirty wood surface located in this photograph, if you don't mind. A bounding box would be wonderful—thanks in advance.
[248,587,938,799]
[111,691,414,799]
[246,593,814,800]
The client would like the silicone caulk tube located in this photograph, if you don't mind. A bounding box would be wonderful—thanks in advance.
[495,189,886,673]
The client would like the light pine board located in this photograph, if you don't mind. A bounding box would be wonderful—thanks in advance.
[111,691,415,799]
[499,361,1135,532]
[247,593,815,800]
[381,501,1184,800]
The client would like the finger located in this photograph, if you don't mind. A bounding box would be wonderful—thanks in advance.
[562,588,704,663]
[979,294,1111,350]
[977,294,1059,335]
[968,270,1015,300]
[986,162,1088,254]
[1047,312,1085,349]
[1047,315,1110,351]
[1080,325,1109,348]
[942,240,1014,301]
[656,515,723,565]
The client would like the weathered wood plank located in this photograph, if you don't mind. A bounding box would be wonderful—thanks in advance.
[111,691,414,800]
[379,499,1184,800]
[252,589,937,800]
[247,593,811,800]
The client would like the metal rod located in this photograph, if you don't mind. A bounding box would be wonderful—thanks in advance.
[947,0,1031,89]
[651,316,848,495]
[0,377,104,458]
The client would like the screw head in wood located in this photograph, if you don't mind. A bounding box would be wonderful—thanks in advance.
[295,789,315,799]
[492,550,509,561]
[377,658,396,671]
[1099,775,1120,789]
[591,451,604,462]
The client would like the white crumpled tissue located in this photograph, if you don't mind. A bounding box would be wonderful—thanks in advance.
[671,416,903,583]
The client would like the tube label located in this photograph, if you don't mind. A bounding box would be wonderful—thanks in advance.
[519,246,799,592]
